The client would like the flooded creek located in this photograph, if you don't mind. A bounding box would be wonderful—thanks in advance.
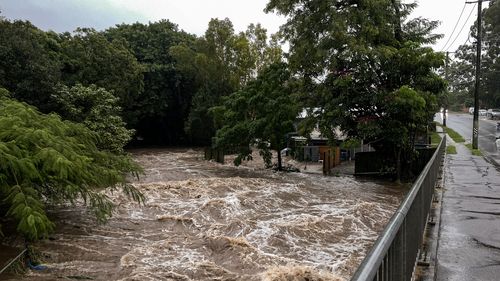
[7,148,405,281]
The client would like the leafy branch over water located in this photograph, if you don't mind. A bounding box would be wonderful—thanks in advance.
[0,90,143,240]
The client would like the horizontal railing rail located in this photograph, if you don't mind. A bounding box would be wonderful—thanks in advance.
[351,137,446,281]
[0,248,27,275]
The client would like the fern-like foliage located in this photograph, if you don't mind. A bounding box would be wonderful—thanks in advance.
[0,91,143,240]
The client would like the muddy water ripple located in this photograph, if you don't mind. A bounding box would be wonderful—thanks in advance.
[10,148,405,281]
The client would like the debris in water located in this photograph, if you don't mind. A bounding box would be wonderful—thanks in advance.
[156,215,193,223]
[263,265,345,281]
[66,275,94,280]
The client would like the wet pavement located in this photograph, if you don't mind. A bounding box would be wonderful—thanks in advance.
[436,135,500,281]
[437,112,500,166]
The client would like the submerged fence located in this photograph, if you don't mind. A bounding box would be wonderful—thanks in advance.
[351,137,446,281]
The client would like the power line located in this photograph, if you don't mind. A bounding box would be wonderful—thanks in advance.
[451,30,472,54]
[441,3,467,51]
[462,30,472,46]
[445,3,477,52]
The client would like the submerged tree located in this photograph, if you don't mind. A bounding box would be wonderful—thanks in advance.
[266,0,445,179]
[0,89,143,240]
[212,62,299,170]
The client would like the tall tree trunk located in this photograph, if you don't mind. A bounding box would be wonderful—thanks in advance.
[391,0,403,42]
[396,147,402,183]
[277,148,283,171]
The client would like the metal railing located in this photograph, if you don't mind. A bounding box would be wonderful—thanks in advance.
[351,137,446,281]
[0,248,27,275]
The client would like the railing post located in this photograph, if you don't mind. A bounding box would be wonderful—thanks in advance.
[391,230,403,280]
[350,137,445,281]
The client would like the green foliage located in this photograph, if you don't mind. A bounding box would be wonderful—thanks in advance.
[0,87,9,98]
[446,44,475,109]
[481,0,500,107]
[341,138,362,150]
[59,28,144,113]
[246,24,283,75]
[104,21,197,144]
[0,19,61,112]
[1,16,284,147]
[172,18,285,145]
[0,93,143,240]
[212,62,299,170]
[182,18,245,144]
[52,84,134,152]
[266,0,446,179]
[447,0,500,108]
[381,86,427,143]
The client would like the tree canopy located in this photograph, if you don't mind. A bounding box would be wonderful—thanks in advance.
[447,0,500,109]
[0,16,284,147]
[265,0,445,179]
[212,62,299,170]
[172,18,284,145]
[52,84,134,153]
[59,28,144,114]
[104,20,197,144]
[0,20,61,112]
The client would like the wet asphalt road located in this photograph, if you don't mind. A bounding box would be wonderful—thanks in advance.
[437,112,500,166]
[435,123,500,280]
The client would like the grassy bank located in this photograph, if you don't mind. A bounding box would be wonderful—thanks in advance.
[443,127,465,143]
[465,143,483,156]
[441,126,482,156]
[446,145,457,154]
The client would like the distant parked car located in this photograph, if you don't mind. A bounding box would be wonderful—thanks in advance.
[469,107,474,114]
[479,109,488,116]
[487,109,500,120]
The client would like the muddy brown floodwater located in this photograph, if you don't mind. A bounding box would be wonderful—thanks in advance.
[7,148,406,281]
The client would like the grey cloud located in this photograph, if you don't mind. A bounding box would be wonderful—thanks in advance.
[0,0,149,32]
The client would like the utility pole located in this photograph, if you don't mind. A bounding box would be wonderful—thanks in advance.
[470,0,483,149]
[443,51,449,127]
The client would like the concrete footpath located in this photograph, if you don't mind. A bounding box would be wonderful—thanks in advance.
[435,136,500,280]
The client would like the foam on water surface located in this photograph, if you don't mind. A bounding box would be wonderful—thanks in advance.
[11,148,405,281]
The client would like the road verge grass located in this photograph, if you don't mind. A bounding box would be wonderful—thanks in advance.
[446,145,457,154]
[465,143,483,156]
[441,126,483,156]
[443,127,465,143]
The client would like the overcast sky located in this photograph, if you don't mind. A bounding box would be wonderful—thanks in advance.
[0,0,487,52]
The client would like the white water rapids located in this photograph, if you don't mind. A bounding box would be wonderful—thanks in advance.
[8,148,405,281]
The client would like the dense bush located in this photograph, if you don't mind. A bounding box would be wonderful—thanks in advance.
[52,84,134,152]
